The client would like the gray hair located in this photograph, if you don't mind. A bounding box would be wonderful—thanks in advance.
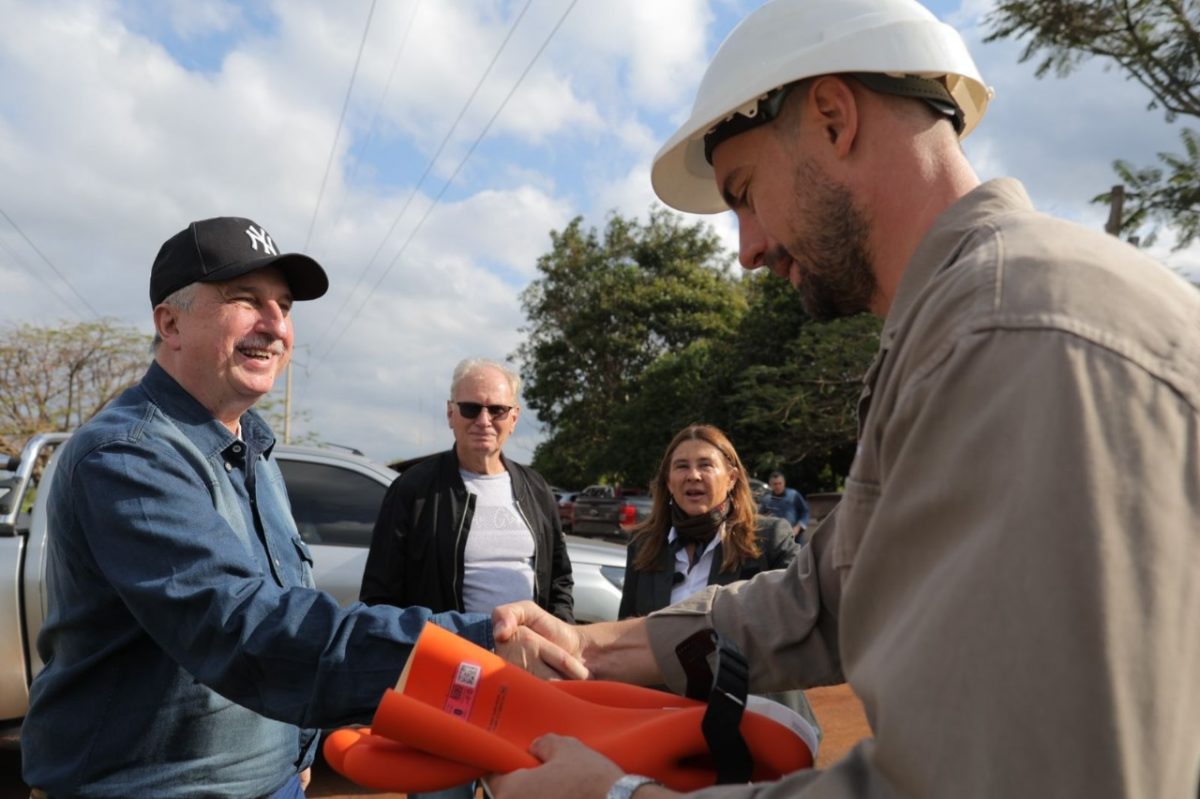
[151,282,201,352]
[449,358,521,402]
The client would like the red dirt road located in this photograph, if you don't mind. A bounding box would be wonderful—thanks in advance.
[807,684,871,768]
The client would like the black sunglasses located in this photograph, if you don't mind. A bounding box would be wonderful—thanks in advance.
[452,401,514,420]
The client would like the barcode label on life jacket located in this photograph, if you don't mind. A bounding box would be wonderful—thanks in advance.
[443,662,482,718]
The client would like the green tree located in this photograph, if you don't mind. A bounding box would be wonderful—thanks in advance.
[606,340,726,486]
[515,209,744,486]
[516,212,882,493]
[984,0,1200,247]
[720,272,880,492]
[0,320,150,454]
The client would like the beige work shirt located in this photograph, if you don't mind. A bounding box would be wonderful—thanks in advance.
[648,179,1200,797]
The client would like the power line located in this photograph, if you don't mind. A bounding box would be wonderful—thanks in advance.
[0,206,99,318]
[322,0,424,241]
[318,0,578,365]
[302,0,378,252]
[314,0,536,356]
[0,230,87,320]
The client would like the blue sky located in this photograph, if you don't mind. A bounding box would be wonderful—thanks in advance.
[0,0,1195,466]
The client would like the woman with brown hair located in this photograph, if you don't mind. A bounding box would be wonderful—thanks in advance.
[617,424,820,737]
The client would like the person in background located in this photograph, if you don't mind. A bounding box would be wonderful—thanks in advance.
[618,425,820,739]
[21,218,577,799]
[360,357,574,799]
[487,0,1200,796]
[757,471,811,543]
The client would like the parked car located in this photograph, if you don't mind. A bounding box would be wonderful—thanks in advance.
[0,436,626,745]
[556,490,579,533]
[264,447,624,623]
[748,477,769,502]
[571,485,652,540]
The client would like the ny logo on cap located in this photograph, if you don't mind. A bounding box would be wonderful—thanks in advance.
[244,224,279,256]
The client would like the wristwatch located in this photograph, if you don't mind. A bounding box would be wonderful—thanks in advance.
[606,774,660,799]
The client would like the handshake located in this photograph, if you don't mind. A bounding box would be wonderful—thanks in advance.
[490,599,656,683]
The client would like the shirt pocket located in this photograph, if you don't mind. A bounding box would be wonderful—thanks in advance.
[831,476,881,572]
[290,536,316,589]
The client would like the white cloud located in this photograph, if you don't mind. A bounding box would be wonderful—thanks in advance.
[315,0,608,159]
[592,164,659,222]
[282,181,571,460]
[1,0,1194,467]
[160,0,244,40]
[561,0,713,110]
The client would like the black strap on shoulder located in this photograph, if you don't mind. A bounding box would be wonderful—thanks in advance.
[674,630,753,784]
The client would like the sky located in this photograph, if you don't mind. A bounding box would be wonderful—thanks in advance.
[1,0,1196,466]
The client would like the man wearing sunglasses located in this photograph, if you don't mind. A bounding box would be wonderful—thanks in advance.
[361,358,574,797]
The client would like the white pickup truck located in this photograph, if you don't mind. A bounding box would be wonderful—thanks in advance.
[0,433,627,746]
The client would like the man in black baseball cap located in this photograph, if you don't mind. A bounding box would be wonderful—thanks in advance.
[150,216,328,307]
[144,215,329,431]
[22,212,585,799]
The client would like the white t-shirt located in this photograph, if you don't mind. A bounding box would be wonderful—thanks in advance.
[459,468,536,614]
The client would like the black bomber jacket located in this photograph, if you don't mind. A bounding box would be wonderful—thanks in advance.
[359,448,575,622]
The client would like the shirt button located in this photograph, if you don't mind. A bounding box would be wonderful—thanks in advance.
[224,462,232,472]
[232,444,243,454]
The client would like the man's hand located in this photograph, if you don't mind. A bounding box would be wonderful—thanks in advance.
[492,604,590,676]
[488,734,677,799]
[494,601,585,658]
[495,600,661,684]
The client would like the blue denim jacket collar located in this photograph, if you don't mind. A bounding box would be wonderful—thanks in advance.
[141,360,277,461]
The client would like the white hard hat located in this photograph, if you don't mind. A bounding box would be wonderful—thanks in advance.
[651,0,994,214]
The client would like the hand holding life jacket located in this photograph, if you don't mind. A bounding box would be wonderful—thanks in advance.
[324,621,815,793]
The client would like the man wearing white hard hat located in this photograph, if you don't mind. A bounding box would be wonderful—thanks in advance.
[490,0,1200,797]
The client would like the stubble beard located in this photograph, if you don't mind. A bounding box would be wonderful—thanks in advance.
[781,157,877,321]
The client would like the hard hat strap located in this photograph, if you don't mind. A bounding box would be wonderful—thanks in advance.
[703,83,798,165]
[848,72,965,134]
[702,72,965,165]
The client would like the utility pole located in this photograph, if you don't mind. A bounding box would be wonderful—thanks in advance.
[1104,184,1140,246]
[1104,184,1125,237]
[284,361,292,444]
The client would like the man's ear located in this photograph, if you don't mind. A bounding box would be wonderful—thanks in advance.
[153,304,182,351]
[808,75,859,158]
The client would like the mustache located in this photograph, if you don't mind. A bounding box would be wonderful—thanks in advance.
[762,246,798,279]
[763,246,791,270]
[235,335,286,355]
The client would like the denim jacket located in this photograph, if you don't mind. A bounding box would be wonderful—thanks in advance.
[22,362,491,798]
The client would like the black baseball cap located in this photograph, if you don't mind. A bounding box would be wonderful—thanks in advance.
[149,216,329,306]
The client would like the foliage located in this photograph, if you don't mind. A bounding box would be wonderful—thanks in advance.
[515,209,744,487]
[0,320,150,455]
[515,211,881,493]
[1100,127,1200,248]
[984,0,1200,247]
[720,273,881,491]
[606,340,727,487]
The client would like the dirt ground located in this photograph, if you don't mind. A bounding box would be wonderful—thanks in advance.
[806,684,871,768]
[307,684,872,798]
